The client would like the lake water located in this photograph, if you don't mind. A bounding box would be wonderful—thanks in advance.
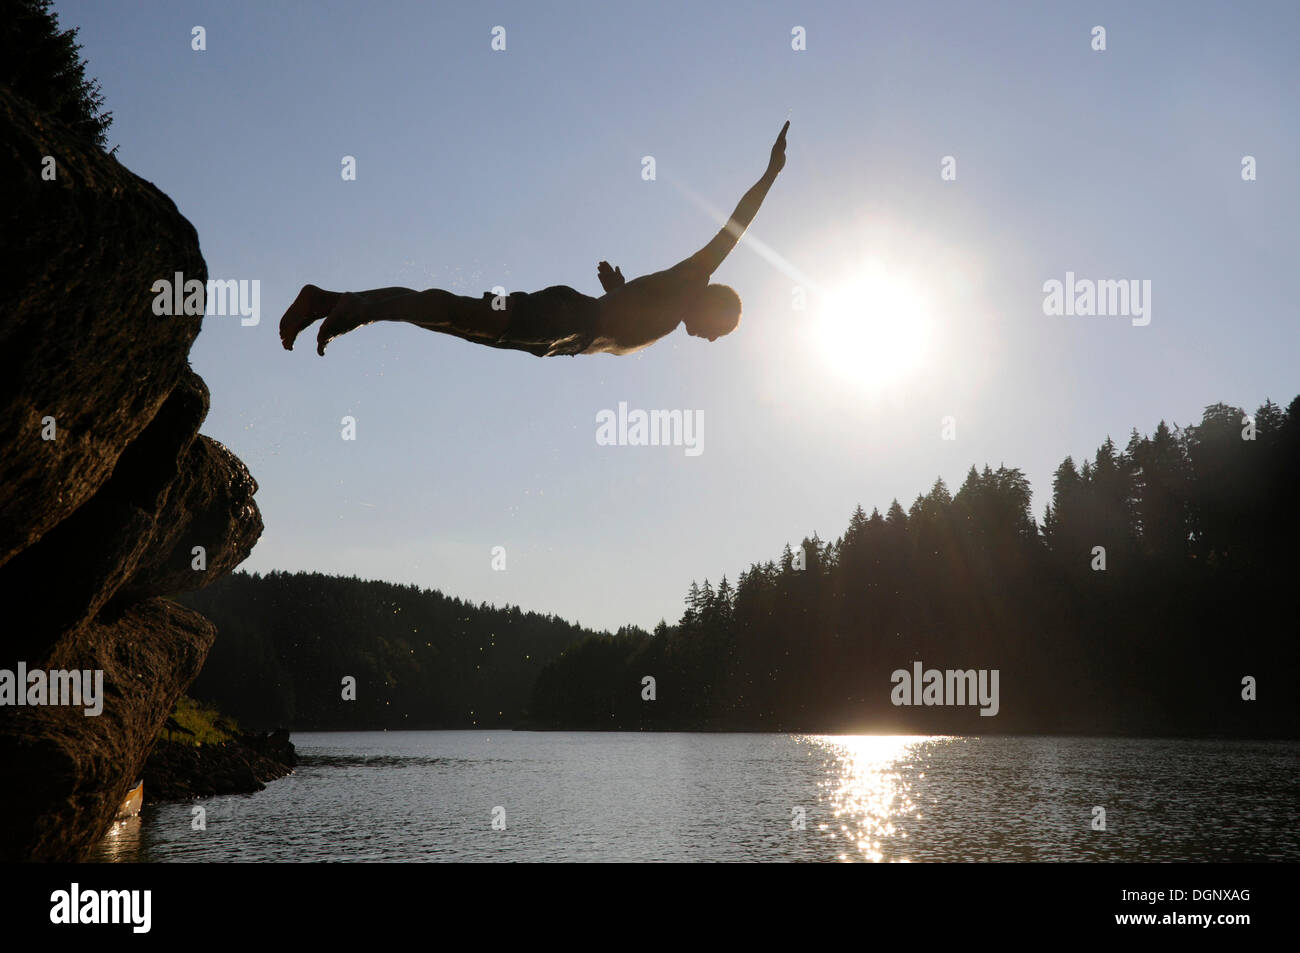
[92,732,1300,862]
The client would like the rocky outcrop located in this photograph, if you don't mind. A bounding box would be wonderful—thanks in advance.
[143,731,296,802]
[0,87,263,861]
[1,600,216,861]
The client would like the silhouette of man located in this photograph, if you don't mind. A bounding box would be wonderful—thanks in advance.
[280,122,789,357]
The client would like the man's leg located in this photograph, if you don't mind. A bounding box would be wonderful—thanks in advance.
[315,288,511,355]
[279,284,512,354]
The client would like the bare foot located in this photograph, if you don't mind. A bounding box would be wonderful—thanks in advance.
[279,284,334,350]
[317,293,372,355]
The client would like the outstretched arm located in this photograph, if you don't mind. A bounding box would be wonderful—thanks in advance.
[684,121,788,278]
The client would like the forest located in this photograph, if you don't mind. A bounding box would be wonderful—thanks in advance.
[531,398,1299,735]
[178,571,601,729]
[184,397,1299,737]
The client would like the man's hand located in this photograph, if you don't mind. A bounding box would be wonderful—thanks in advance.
[597,260,625,292]
[767,120,790,177]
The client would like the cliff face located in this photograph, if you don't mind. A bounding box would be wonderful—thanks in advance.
[0,87,263,861]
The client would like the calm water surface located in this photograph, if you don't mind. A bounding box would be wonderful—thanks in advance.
[92,733,1300,862]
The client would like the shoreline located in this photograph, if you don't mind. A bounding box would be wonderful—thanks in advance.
[143,730,296,803]
[279,726,1299,741]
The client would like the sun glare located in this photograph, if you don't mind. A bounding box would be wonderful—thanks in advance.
[805,734,931,862]
[813,261,933,391]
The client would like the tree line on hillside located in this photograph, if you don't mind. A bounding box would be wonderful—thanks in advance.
[531,398,1300,736]
[178,572,604,729]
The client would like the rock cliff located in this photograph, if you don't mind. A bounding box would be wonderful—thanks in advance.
[0,87,263,861]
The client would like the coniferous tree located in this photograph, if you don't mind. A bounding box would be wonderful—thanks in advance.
[1,0,113,148]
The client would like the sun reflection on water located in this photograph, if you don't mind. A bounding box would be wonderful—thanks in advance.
[94,814,144,863]
[803,735,947,863]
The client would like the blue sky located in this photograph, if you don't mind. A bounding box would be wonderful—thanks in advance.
[59,0,1298,632]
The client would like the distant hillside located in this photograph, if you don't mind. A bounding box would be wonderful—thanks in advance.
[177,571,603,729]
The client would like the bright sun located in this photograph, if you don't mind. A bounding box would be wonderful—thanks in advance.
[813,261,933,391]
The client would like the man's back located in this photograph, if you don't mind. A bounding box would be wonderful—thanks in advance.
[591,261,709,354]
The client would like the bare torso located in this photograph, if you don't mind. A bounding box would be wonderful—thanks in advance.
[586,261,708,355]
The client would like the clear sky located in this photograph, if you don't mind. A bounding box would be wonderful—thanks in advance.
[58,0,1298,632]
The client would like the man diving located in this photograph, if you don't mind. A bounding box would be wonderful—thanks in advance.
[279,121,789,358]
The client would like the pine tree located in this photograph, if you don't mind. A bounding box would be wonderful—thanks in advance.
[1,0,113,149]
[682,580,702,626]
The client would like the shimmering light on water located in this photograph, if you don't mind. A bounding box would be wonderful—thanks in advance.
[802,735,943,862]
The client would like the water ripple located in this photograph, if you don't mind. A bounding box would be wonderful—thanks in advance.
[89,732,1300,863]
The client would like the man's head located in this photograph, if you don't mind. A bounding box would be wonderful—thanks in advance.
[683,283,742,341]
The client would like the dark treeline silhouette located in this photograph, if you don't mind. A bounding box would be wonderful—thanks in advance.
[177,571,603,729]
[1,0,113,149]
[532,398,1300,736]
[179,398,1297,736]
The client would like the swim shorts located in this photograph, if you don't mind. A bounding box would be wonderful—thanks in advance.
[481,285,600,357]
